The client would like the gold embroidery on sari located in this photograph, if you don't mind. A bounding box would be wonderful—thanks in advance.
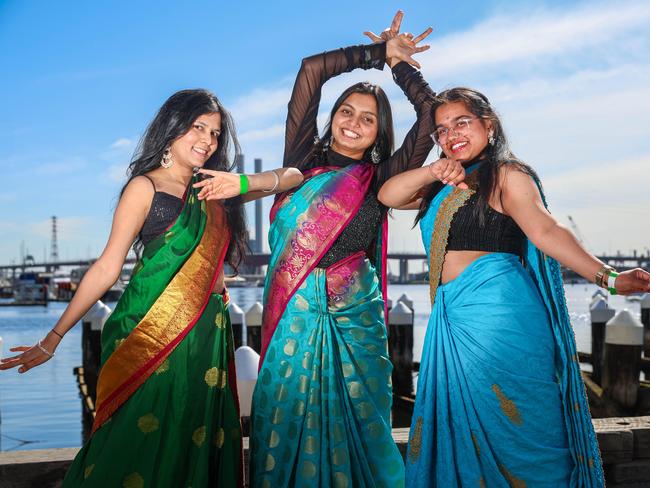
[192,426,207,446]
[471,432,481,456]
[123,473,145,488]
[408,416,424,463]
[84,464,95,479]
[137,413,159,433]
[492,384,523,426]
[428,173,478,305]
[498,464,527,488]
[93,202,229,432]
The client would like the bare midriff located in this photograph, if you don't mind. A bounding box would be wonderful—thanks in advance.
[441,250,493,284]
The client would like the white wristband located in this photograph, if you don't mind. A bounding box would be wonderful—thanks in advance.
[607,272,617,290]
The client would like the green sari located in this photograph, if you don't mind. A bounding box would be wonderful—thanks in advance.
[63,180,243,488]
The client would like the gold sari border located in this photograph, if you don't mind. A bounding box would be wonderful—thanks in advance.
[93,202,230,432]
[428,173,477,305]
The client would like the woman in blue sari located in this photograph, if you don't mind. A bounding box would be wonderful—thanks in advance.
[249,12,435,488]
[379,87,650,487]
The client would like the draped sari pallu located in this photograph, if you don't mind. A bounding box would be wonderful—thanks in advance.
[63,178,244,488]
[406,164,604,487]
[250,163,404,488]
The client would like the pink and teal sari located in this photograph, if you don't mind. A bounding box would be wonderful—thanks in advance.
[63,178,243,488]
[249,163,404,488]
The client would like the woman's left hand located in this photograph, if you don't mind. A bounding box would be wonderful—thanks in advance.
[613,268,650,295]
[193,169,242,200]
[364,10,432,69]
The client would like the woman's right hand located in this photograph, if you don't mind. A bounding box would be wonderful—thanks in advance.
[428,158,468,188]
[0,331,61,373]
[364,10,432,68]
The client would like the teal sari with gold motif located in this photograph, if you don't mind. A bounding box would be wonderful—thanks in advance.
[250,163,404,488]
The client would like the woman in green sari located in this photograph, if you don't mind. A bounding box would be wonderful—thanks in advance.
[0,89,302,487]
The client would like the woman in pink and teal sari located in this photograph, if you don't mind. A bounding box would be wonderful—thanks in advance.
[1,89,302,487]
[249,13,435,488]
[379,88,650,487]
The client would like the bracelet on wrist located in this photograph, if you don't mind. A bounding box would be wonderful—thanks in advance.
[262,170,280,193]
[239,174,249,195]
[37,340,55,358]
[595,264,618,295]
[607,271,619,295]
[51,328,64,339]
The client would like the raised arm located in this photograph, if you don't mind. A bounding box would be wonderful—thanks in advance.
[0,177,153,373]
[365,12,436,182]
[501,167,650,295]
[283,43,386,167]
[382,61,436,180]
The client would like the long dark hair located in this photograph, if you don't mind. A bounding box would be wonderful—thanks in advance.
[314,82,395,190]
[121,89,247,270]
[415,87,539,224]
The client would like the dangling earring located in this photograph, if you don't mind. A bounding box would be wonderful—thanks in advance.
[488,132,495,145]
[370,144,381,165]
[160,147,174,169]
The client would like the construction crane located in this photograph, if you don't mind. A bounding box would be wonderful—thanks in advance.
[567,215,591,250]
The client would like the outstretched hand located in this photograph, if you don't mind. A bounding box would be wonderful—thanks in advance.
[614,268,650,295]
[0,337,58,374]
[363,10,432,69]
[193,169,242,201]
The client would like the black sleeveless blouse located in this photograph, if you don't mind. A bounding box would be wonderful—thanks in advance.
[446,192,526,256]
[138,176,183,247]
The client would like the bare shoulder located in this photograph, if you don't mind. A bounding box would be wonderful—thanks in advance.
[497,161,542,205]
[120,176,155,208]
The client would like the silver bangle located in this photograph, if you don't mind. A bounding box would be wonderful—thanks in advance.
[37,340,55,358]
[262,170,280,193]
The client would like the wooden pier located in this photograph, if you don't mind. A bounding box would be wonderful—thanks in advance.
[2,418,650,487]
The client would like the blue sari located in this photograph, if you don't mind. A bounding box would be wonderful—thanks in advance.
[406,164,603,487]
[249,164,404,488]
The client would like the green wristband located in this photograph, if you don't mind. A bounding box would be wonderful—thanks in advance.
[239,174,249,195]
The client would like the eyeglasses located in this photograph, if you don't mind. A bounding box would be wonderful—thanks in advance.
[430,116,480,145]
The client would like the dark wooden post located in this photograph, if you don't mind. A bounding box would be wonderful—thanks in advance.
[229,301,244,349]
[641,294,650,357]
[388,300,414,427]
[590,296,615,385]
[80,300,111,438]
[245,302,263,353]
[602,310,644,411]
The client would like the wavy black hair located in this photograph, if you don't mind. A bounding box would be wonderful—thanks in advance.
[121,89,247,270]
[415,87,539,225]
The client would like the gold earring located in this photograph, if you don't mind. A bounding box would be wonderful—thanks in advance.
[160,148,174,169]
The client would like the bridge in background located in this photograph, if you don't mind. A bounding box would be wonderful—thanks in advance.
[1,252,648,284]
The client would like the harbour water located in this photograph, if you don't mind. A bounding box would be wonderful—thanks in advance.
[0,284,640,452]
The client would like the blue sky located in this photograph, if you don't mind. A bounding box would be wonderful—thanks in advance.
[1,0,649,264]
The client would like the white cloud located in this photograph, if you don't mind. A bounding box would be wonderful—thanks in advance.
[110,137,135,149]
[239,124,285,143]
[419,1,650,80]
[105,163,129,183]
[27,216,91,241]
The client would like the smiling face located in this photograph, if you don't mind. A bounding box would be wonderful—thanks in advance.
[434,101,492,163]
[330,92,379,160]
[169,112,222,169]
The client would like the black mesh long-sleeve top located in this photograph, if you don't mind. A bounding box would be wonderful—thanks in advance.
[283,43,436,268]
